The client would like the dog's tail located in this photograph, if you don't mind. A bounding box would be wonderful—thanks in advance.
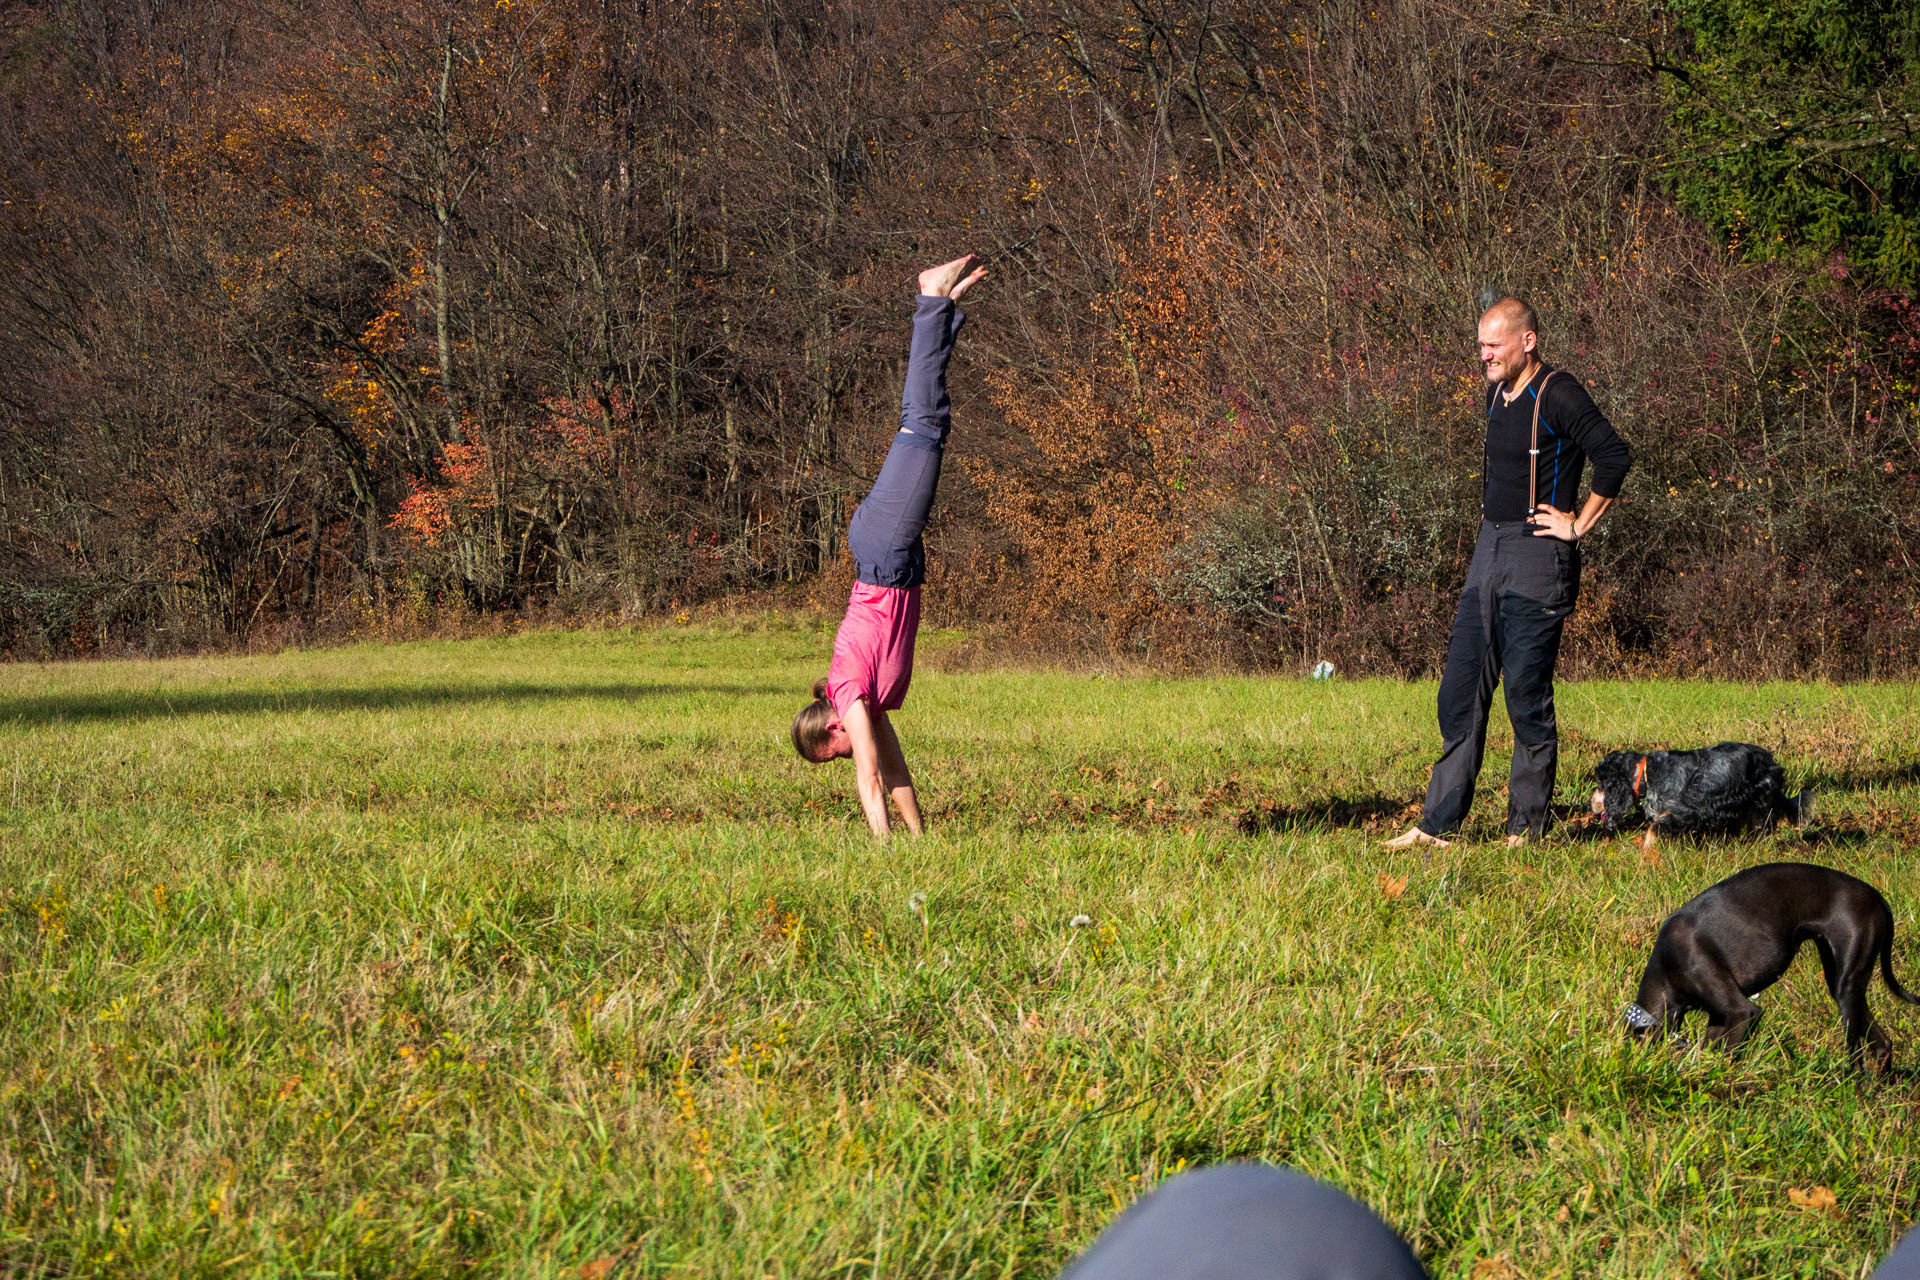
[1789,786,1816,826]
[1880,938,1920,1006]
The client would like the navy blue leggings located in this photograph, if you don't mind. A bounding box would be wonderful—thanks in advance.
[1057,1164,1430,1280]
[846,294,966,589]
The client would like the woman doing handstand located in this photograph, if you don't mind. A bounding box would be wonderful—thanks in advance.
[790,254,987,837]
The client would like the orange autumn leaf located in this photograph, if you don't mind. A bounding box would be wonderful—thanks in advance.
[579,1258,620,1279]
[1378,873,1408,900]
[1788,1185,1839,1214]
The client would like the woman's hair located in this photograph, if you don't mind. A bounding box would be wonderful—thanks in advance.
[791,678,835,763]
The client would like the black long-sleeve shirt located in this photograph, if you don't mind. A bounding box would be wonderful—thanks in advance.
[1482,363,1631,523]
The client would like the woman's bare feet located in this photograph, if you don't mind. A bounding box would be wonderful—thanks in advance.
[1383,825,1449,849]
[919,254,988,301]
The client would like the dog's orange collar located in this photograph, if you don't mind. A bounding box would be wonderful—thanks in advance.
[1632,756,1648,796]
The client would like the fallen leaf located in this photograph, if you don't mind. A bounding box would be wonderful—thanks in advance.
[1471,1255,1517,1280]
[1378,873,1408,901]
[1788,1185,1839,1214]
[1553,1203,1570,1224]
[580,1258,619,1279]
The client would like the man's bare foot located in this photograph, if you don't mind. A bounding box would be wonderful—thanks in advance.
[1505,833,1527,849]
[919,254,988,301]
[1384,825,1449,849]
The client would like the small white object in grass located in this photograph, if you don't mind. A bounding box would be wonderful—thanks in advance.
[909,892,926,913]
[1310,661,1336,680]
[1069,914,1092,929]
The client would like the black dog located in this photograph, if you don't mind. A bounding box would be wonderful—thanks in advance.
[1591,742,1812,842]
[1626,862,1920,1071]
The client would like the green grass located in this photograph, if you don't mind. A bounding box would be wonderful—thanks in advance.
[4,618,1920,1278]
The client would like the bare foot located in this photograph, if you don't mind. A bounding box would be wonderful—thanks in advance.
[1384,825,1449,849]
[1505,833,1527,849]
[919,254,988,301]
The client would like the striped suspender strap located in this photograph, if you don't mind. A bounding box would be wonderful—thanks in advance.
[1528,370,1558,516]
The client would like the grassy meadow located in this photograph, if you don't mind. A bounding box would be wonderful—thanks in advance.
[4,618,1920,1278]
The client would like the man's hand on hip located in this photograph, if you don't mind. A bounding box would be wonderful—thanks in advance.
[1530,504,1580,541]
[1533,493,1615,542]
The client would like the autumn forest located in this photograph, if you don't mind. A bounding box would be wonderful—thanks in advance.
[3,0,1917,674]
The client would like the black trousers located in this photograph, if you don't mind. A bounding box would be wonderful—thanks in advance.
[1418,520,1580,838]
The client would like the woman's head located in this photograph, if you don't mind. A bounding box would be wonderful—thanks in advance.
[792,679,843,763]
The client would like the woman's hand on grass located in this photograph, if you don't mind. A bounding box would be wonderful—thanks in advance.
[840,699,894,837]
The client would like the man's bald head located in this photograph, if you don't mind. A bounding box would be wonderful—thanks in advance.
[1480,296,1539,340]
[1477,296,1541,389]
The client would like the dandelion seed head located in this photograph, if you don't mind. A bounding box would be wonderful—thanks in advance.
[1069,914,1092,929]
[909,892,927,913]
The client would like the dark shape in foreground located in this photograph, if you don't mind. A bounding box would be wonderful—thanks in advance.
[1057,1159,1920,1278]
[1625,862,1920,1073]
[1057,1162,1428,1280]
[1049,1159,1920,1279]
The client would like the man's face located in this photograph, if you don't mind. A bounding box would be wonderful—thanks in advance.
[1478,312,1535,386]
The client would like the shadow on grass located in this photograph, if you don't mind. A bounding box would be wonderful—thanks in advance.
[1235,793,1418,836]
[1792,825,1880,849]
[1548,811,1621,843]
[0,681,776,727]
[1555,813,1877,849]
[1803,760,1920,792]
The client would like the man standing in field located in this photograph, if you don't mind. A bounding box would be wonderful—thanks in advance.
[1386,297,1631,848]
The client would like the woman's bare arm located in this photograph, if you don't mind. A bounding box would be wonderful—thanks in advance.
[839,699,894,837]
[868,710,923,836]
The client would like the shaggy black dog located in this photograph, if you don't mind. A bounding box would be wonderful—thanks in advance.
[1626,862,1920,1071]
[1590,741,1812,837]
